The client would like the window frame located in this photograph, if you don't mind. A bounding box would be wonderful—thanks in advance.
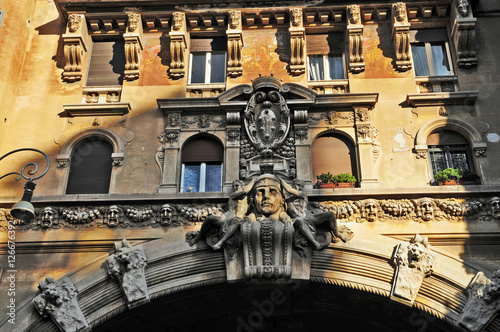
[428,144,473,177]
[307,52,346,81]
[410,29,454,77]
[188,50,227,84]
[180,162,223,193]
[85,38,126,87]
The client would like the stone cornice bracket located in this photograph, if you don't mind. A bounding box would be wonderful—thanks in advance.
[106,239,149,309]
[124,13,144,81]
[289,8,305,76]
[390,234,436,304]
[169,12,187,78]
[33,276,90,332]
[456,269,500,332]
[62,13,90,83]
[451,0,477,68]
[391,3,411,72]
[227,11,243,78]
[347,5,365,73]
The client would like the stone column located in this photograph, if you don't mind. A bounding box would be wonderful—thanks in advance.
[157,112,181,193]
[355,107,379,187]
[225,111,241,190]
[294,110,312,186]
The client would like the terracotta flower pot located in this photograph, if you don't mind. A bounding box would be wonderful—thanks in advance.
[439,180,458,186]
[336,182,355,188]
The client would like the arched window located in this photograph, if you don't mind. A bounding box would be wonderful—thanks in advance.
[427,130,474,176]
[181,135,223,192]
[312,133,358,183]
[66,137,113,194]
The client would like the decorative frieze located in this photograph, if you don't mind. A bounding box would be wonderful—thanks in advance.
[289,8,305,76]
[62,13,89,83]
[456,269,500,332]
[391,235,436,304]
[106,239,149,309]
[33,276,90,332]
[451,0,477,68]
[124,13,144,81]
[391,3,411,71]
[347,5,365,73]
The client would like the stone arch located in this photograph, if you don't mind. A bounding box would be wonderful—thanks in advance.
[414,117,487,157]
[8,235,480,332]
[56,128,125,194]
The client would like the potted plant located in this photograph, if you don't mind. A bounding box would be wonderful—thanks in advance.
[315,172,336,188]
[458,169,480,185]
[332,173,357,188]
[433,168,461,186]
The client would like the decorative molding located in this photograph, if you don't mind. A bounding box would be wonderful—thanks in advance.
[227,32,243,78]
[62,13,89,83]
[106,239,149,309]
[391,3,411,71]
[124,13,144,81]
[391,234,436,304]
[289,8,305,75]
[347,5,365,73]
[33,276,90,332]
[406,91,478,107]
[158,129,179,146]
[452,0,477,68]
[456,270,500,332]
[169,12,187,78]
[59,103,131,117]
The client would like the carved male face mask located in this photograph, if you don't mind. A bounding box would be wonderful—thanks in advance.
[160,204,173,226]
[421,200,434,221]
[108,206,120,227]
[254,185,284,216]
[41,207,55,228]
[365,202,378,221]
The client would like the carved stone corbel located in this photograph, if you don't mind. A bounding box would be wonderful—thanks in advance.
[124,13,144,81]
[289,8,305,76]
[451,0,477,68]
[347,5,365,73]
[392,3,411,71]
[33,276,90,332]
[169,12,187,78]
[62,13,90,83]
[106,239,149,309]
[391,234,436,304]
[456,269,500,332]
[227,11,243,78]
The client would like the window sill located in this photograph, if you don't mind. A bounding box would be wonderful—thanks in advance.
[415,75,457,93]
[406,90,478,107]
[186,83,226,98]
[308,80,348,94]
[59,103,131,117]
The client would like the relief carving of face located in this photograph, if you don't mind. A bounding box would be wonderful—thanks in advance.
[488,197,500,220]
[395,3,407,22]
[107,205,120,227]
[68,14,82,33]
[420,200,435,221]
[252,177,285,217]
[41,207,56,228]
[348,5,361,24]
[291,8,302,26]
[173,12,183,30]
[456,0,470,17]
[364,200,379,221]
[160,204,174,226]
[229,10,240,29]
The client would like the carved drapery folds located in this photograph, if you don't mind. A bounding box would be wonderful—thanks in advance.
[451,0,477,68]
[62,13,89,83]
[106,239,149,309]
[33,276,90,332]
[347,5,365,73]
[169,12,187,78]
[124,13,143,81]
[289,8,305,76]
[391,234,436,304]
[227,11,243,77]
[457,269,500,332]
[392,3,411,71]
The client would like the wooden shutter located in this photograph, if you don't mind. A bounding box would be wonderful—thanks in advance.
[182,136,223,162]
[87,40,125,86]
[190,36,226,52]
[307,33,344,54]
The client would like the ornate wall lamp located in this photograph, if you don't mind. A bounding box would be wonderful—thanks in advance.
[0,148,50,221]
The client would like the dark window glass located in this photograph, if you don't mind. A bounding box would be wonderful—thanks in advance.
[87,40,125,86]
[412,43,430,76]
[210,52,226,83]
[328,54,344,79]
[190,53,207,84]
[430,42,451,76]
[66,137,113,194]
[427,130,473,176]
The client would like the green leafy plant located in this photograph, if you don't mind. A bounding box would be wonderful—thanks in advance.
[433,168,461,182]
[332,173,357,184]
[459,169,480,182]
[316,172,335,184]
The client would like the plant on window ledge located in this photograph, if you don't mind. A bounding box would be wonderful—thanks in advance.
[315,172,335,188]
[458,169,481,185]
[315,172,356,188]
[433,168,461,185]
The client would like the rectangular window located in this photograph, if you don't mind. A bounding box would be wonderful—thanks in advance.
[189,36,226,84]
[428,144,471,176]
[181,162,222,192]
[87,40,126,86]
[410,29,452,77]
[307,33,345,81]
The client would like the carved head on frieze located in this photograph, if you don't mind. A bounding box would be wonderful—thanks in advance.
[394,2,407,22]
[291,8,302,27]
[158,204,177,226]
[40,207,59,229]
[456,0,470,17]
[356,199,381,222]
[127,13,140,32]
[172,12,184,30]
[229,10,241,29]
[486,197,500,220]
[68,14,82,33]
[106,205,124,228]
[248,174,286,218]
[348,5,361,25]
[413,197,438,221]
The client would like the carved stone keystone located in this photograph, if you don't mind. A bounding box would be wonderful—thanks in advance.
[33,276,90,332]
[391,234,436,304]
[106,239,149,309]
[456,269,500,332]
